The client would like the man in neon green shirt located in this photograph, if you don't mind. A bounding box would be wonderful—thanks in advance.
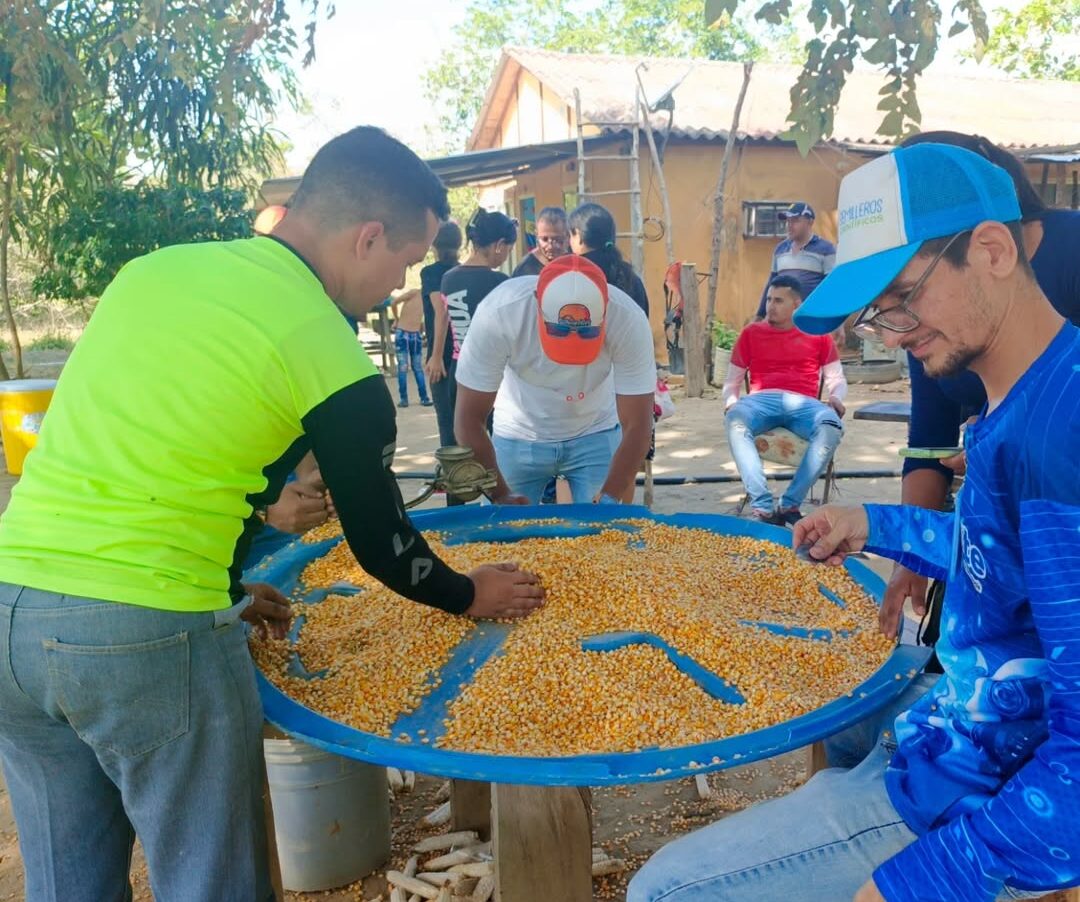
[0,126,543,901]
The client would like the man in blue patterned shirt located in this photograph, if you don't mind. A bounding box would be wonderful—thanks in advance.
[629,143,1080,902]
[754,202,836,320]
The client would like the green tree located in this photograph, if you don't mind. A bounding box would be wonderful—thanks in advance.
[33,186,253,301]
[423,0,791,151]
[705,0,991,153]
[984,0,1079,80]
[0,1,308,376]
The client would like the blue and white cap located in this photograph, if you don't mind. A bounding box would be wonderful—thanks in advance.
[793,143,1022,335]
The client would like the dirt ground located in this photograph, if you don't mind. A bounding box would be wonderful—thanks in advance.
[0,363,913,902]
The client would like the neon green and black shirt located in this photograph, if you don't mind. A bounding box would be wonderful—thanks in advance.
[0,237,474,613]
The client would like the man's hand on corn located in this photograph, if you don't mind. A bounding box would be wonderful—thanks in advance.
[465,562,545,619]
[791,505,869,566]
[241,582,292,640]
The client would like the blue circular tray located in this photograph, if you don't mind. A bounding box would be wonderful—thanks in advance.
[252,504,929,786]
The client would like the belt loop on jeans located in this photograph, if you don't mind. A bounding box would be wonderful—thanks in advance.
[213,595,251,629]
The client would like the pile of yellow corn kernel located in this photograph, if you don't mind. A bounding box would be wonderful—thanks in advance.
[251,521,894,757]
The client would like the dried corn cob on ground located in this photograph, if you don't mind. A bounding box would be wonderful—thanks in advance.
[251,521,893,756]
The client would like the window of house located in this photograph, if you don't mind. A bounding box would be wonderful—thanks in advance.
[742,202,793,239]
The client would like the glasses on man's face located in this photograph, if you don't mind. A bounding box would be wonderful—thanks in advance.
[852,231,969,340]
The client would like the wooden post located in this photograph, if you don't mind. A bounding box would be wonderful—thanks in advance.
[806,740,830,777]
[638,95,675,268]
[451,779,492,839]
[492,784,592,902]
[681,263,705,398]
[705,62,753,378]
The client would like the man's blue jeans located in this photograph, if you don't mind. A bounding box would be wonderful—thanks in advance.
[394,329,429,405]
[725,390,842,513]
[628,673,1041,901]
[629,675,924,902]
[0,584,272,901]
[492,425,621,503]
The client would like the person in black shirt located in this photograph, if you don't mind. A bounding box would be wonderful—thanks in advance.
[568,203,651,318]
[420,221,463,447]
[425,208,517,397]
[511,206,569,277]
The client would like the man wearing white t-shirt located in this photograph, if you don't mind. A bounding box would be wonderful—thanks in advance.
[455,254,655,504]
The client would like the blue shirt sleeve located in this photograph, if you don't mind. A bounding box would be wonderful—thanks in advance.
[863,503,953,581]
[874,498,1080,902]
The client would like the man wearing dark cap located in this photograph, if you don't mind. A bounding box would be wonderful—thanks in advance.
[754,201,837,320]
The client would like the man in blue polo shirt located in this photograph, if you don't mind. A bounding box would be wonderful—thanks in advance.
[754,202,836,320]
[630,144,1080,902]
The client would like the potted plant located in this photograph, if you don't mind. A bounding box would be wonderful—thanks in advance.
[711,321,738,384]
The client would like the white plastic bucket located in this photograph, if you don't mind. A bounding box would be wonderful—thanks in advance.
[264,737,391,891]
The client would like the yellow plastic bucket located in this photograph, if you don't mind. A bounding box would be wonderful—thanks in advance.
[0,379,58,475]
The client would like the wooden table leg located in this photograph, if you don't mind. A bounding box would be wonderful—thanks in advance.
[492,784,592,902]
[806,740,829,777]
[451,779,492,839]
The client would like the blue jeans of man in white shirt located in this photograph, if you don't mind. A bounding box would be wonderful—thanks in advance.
[493,425,621,504]
[725,390,842,514]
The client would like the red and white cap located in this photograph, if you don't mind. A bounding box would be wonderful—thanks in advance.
[535,255,608,365]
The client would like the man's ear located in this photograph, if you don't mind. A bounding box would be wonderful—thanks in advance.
[353,221,386,260]
[970,220,1019,278]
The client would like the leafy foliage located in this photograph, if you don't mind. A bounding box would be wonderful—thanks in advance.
[0,1,310,374]
[983,0,1079,80]
[706,0,992,153]
[422,0,794,151]
[711,319,739,350]
[33,185,252,301]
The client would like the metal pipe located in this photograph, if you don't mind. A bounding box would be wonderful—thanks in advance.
[395,470,902,484]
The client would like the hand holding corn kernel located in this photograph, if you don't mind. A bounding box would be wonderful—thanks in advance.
[465,562,545,619]
[792,505,870,566]
[240,581,292,640]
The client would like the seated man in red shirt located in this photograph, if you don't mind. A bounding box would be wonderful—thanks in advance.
[722,274,847,525]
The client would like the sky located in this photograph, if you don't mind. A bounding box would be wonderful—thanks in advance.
[273,0,466,173]
[270,0,1030,176]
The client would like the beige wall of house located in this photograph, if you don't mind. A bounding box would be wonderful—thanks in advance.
[502,140,859,361]
[500,143,1079,363]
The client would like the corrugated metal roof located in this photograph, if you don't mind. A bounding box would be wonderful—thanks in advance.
[469,47,1080,152]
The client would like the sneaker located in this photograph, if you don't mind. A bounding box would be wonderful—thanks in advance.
[749,509,784,526]
[397,400,409,409]
[420,399,434,407]
[778,508,803,527]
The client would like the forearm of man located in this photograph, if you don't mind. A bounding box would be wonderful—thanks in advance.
[600,394,654,499]
[722,363,747,409]
[454,385,513,499]
[900,468,950,511]
[293,450,319,481]
[303,377,474,613]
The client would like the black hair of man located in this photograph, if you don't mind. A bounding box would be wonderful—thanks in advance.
[288,126,451,248]
[768,273,805,300]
